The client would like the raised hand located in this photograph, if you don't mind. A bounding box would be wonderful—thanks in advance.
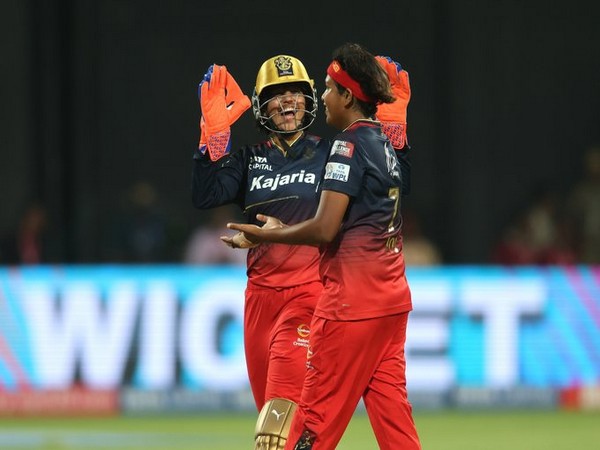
[198,64,251,160]
[375,56,411,150]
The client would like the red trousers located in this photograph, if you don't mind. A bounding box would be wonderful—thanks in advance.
[244,281,321,410]
[285,312,421,450]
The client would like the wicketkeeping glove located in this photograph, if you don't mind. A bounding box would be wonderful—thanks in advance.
[375,56,411,150]
[198,64,251,161]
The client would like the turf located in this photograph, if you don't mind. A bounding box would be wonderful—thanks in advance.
[0,409,598,449]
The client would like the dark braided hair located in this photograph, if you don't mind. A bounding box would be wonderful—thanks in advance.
[331,43,395,117]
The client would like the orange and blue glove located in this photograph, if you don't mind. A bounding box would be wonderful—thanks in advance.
[375,56,411,150]
[198,64,251,161]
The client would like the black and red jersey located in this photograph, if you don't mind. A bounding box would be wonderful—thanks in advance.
[192,134,330,288]
[316,120,413,320]
[192,127,412,293]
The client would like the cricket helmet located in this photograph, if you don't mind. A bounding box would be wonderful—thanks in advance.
[252,55,318,133]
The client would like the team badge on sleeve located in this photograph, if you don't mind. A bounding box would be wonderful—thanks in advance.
[330,140,354,158]
[324,162,350,182]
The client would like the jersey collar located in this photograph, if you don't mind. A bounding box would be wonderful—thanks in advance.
[343,118,380,132]
[270,132,304,156]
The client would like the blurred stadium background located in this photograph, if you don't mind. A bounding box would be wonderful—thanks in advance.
[1,0,599,448]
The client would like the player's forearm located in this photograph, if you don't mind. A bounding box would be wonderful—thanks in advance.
[260,218,336,246]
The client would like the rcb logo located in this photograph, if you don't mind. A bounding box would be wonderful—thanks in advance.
[274,56,294,77]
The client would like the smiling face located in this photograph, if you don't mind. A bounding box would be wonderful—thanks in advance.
[263,83,307,133]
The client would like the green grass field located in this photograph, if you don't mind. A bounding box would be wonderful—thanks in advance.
[0,409,598,449]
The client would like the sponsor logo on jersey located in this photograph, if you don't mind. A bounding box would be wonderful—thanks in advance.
[297,324,310,338]
[294,323,310,349]
[249,155,272,171]
[249,170,317,191]
[330,140,354,158]
[324,162,350,182]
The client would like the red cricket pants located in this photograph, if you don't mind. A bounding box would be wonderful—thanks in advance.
[285,312,421,450]
[244,281,321,410]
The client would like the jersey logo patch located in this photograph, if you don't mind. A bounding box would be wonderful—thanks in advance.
[330,140,354,158]
[324,162,350,182]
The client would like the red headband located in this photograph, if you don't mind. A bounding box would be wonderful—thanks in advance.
[326,60,374,103]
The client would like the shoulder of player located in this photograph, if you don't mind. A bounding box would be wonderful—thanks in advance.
[331,127,356,143]
[341,122,385,145]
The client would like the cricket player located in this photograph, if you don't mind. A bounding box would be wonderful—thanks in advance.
[192,55,328,449]
[226,43,420,450]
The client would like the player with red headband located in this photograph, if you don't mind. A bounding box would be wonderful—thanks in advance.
[226,43,421,450]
